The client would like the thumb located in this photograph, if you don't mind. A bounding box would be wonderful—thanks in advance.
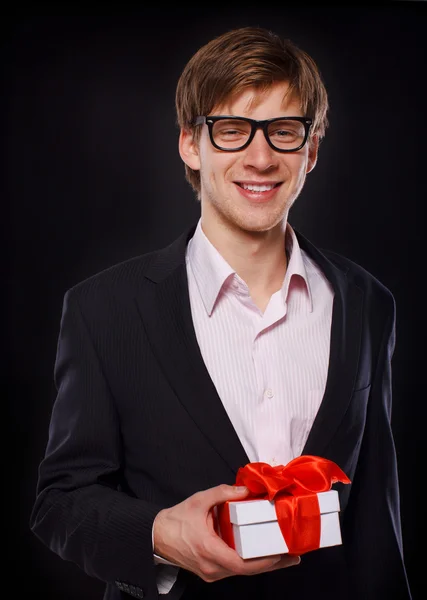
[199,483,250,509]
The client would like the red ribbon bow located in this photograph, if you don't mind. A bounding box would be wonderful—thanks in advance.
[217,455,351,556]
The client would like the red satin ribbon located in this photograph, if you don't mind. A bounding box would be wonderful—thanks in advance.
[216,455,351,556]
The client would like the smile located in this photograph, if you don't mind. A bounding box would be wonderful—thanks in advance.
[240,183,278,192]
[237,182,281,191]
[234,181,282,203]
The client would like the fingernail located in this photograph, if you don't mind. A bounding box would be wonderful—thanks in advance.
[233,486,248,493]
[291,556,301,565]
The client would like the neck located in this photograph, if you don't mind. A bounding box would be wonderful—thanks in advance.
[200,215,289,295]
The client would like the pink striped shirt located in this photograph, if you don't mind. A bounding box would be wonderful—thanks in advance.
[154,218,334,591]
[187,218,334,465]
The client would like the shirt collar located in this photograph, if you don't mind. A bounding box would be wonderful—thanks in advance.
[186,218,313,316]
[282,224,314,312]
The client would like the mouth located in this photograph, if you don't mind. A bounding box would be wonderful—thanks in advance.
[234,181,282,203]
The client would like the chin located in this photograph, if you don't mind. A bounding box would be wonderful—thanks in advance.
[232,213,285,234]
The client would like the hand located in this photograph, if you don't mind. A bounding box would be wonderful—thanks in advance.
[152,483,301,582]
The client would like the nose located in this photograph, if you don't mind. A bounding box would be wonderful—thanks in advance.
[242,128,278,171]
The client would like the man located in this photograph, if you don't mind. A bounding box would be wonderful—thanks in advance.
[29,26,412,600]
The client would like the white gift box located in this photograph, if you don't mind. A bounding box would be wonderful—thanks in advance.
[220,490,342,559]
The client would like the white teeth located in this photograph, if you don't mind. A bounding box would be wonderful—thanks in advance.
[242,183,275,192]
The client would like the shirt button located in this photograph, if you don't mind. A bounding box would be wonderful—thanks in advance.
[265,388,274,399]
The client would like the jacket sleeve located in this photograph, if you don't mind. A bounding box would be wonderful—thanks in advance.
[342,293,412,599]
[29,288,162,600]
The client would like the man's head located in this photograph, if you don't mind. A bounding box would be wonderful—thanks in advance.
[176,27,328,198]
[176,27,328,235]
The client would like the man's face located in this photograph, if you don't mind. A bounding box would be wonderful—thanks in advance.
[179,81,318,234]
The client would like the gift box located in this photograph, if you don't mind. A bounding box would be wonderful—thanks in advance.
[217,489,342,559]
[214,455,350,559]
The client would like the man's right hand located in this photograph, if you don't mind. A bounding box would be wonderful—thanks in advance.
[152,483,301,582]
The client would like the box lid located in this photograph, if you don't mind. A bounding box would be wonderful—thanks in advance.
[228,490,340,525]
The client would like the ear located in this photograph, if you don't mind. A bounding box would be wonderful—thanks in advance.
[306,135,319,173]
[179,128,201,171]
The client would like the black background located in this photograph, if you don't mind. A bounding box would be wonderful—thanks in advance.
[4,3,424,598]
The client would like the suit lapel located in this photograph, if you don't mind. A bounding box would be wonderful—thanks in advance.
[135,225,249,477]
[136,224,364,472]
[295,231,364,457]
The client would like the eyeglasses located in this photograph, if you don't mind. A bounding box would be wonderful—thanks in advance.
[194,115,313,153]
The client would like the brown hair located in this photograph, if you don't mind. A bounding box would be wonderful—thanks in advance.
[175,26,329,197]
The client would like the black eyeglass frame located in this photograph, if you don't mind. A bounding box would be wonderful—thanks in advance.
[194,115,313,153]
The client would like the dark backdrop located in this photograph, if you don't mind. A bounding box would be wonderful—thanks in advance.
[4,3,424,599]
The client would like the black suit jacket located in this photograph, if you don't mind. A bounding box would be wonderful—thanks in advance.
[30,223,412,600]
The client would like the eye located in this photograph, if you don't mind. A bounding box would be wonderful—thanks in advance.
[213,120,251,143]
[220,127,245,137]
[268,121,304,145]
[270,126,298,138]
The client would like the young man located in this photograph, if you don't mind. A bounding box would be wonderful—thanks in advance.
[30,27,412,600]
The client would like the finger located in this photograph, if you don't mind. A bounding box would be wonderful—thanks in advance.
[195,483,250,510]
[261,554,301,572]
[206,534,288,575]
[230,553,300,578]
